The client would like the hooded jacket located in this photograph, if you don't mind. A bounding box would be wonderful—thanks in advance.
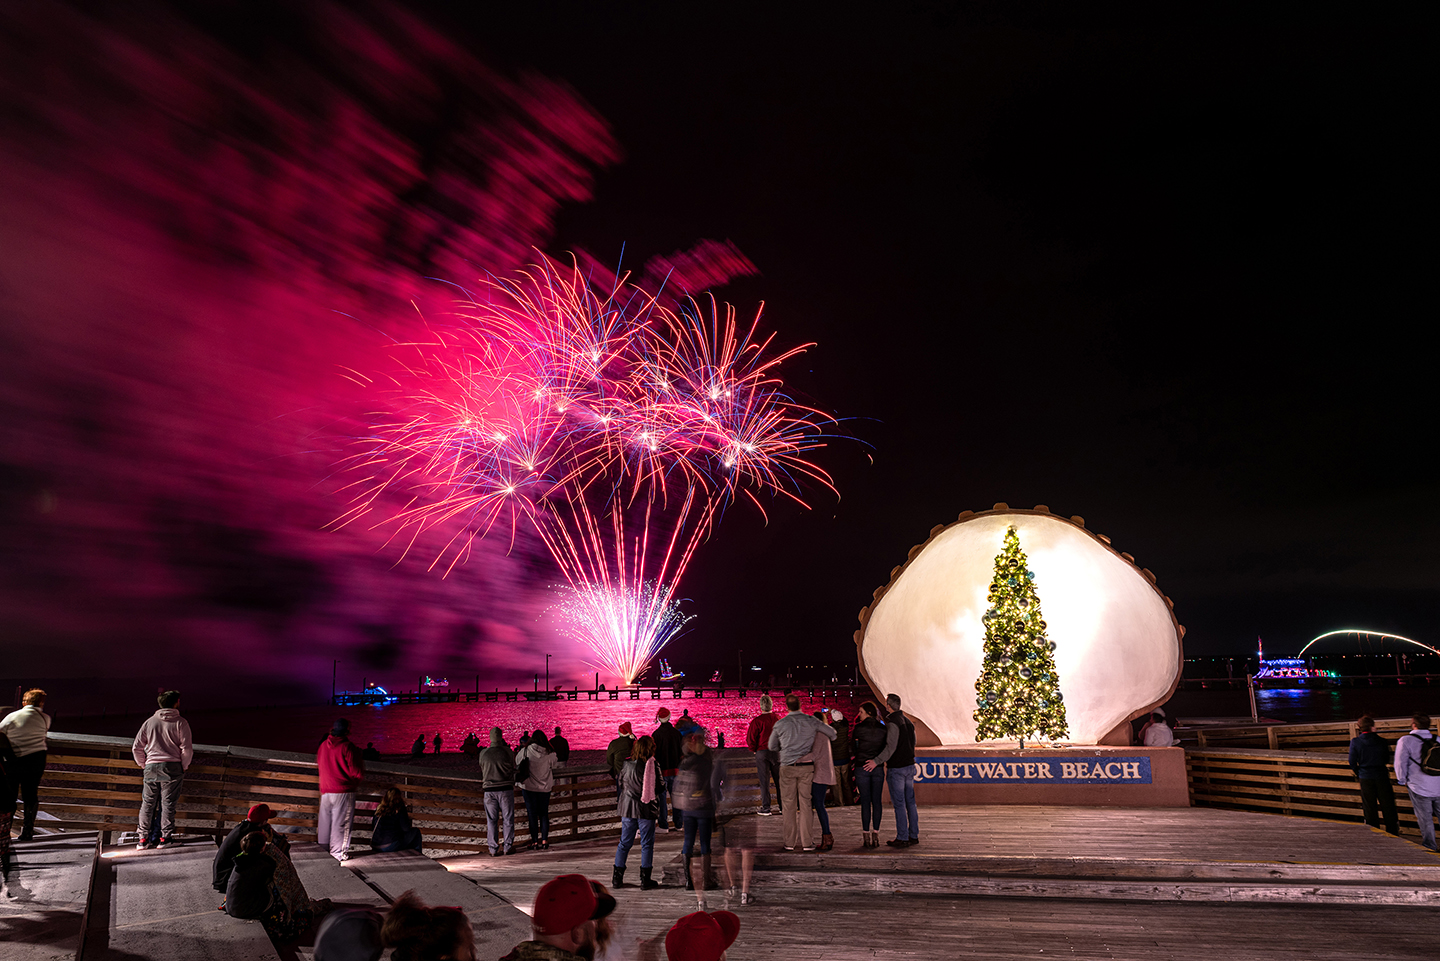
[479,728,517,791]
[316,735,365,794]
[131,708,193,768]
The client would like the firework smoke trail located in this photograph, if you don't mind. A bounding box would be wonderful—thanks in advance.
[339,253,838,683]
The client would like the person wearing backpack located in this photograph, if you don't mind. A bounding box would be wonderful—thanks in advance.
[1395,713,1440,851]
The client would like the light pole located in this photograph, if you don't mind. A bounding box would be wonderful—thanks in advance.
[546,653,552,692]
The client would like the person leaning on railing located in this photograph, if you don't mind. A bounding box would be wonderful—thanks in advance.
[0,688,51,842]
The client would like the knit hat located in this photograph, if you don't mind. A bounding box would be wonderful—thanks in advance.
[247,803,272,823]
[665,911,740,961]
[532,874,617,936]
[656,707,671,721]
[618,722,633,736]
[331,718,350,736]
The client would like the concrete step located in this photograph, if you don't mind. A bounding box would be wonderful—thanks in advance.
[660,847,1440,906]
[345,850,533,955]
[83,839,279,960]
[0,832,99,960]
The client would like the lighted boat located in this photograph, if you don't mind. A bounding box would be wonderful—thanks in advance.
[1253,638,1338,688]
[659,658,684,682]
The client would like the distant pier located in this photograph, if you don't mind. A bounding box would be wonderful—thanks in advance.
[332,684,868,707]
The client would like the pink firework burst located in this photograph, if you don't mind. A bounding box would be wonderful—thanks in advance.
[336,253,839,683]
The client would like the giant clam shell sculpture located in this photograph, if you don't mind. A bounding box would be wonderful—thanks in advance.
[856,505,1184,746]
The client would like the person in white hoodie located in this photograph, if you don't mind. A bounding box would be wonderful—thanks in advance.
[131,690,193,849]
[0,688,51,841]
[1395,713,1440,851]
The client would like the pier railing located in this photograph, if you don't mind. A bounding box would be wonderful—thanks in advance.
[35,734,765,856]
[1186,746,1429,834]
[1191,716,1414,752]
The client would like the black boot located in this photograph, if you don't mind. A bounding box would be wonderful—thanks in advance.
[702,854,718,890]
[640,866,660,890]
[683,856,694,891]
[612,865,625,888]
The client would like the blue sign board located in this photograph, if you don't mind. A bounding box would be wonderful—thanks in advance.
[913,756,1152,784]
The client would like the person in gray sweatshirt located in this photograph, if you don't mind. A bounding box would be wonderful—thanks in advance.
[131,690,193,848]
[478,727,517,856]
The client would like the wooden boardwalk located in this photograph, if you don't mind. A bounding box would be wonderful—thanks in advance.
[444,805,1438,960]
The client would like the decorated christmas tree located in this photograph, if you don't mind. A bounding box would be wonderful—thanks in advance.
[973,526,1069,743]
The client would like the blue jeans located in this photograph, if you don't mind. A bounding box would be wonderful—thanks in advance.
[523,789,550,844]
[887,764,918,841]
[856,766,885,831]
[1410,791,1438,851]
[811,781,830,834]
[615,817,656,868]
[681,812,713,856]
[484,789,514,854]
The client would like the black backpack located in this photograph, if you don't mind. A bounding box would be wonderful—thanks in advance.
[1407,734,1440,777]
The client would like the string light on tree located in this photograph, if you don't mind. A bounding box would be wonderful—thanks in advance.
[973,525,1070,745]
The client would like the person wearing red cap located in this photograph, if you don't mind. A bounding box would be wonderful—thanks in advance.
[664,910,740,961]
[213,802,290,896]
[652,708,683,831]
[744,696,781,817]
[605,722,636,797]
[500,873,617,961]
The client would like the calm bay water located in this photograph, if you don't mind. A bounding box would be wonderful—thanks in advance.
[55,693,860,756]
[54,685,1440,756]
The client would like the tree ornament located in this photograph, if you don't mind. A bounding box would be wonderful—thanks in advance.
[1019,666,1033,679]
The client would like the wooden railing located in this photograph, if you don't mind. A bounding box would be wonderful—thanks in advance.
[1192,716,1415,753]
[1186,747,1428,835]
[36,734,765,855]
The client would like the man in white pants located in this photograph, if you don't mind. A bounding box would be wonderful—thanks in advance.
[316,718,365,861]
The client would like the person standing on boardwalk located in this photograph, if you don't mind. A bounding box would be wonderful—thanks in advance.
[132,689,193,848]
[1348,716,1399,836]
[316,718,365,861]
[1395,713,1440,851]
[799,717,837,851]
[867,692,918,848]
[827,708,853,806]
[767,694,835,852]
[652,708,684,831]
[613,734,663,890]
[674,729,724,902]
[606,722,636,797]
[744,696,781,817]
[0,688,50,842]
[850,701,888,847]
[551,726,570,767]
[518,729,558,850]
[433,732,443,754]
[480,726,517,856]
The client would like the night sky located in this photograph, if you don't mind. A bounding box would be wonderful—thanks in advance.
[1,3,1432,710]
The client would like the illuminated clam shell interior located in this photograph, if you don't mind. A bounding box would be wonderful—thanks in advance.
[860,512,1181,745]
